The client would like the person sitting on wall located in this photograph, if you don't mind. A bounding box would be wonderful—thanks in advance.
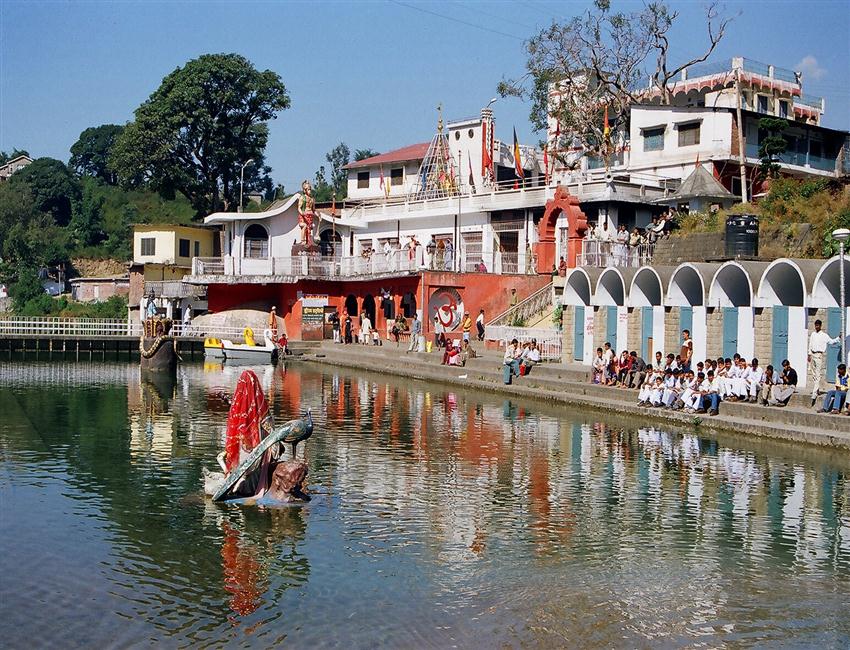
[759,364,779,405]
[615,350,632,386]
[627,351,647,389]
[768,359,797,407]
[446,340,463,366]
[503,339,522,385]
[558,256,568,277]
[459,339,476,365]
[592,348,606,384]
[818,363,848,414]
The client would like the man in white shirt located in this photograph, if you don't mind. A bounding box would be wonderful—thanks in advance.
[808,319,840,405]
[594,221,613,265]
[521,340,541,375]
[475,309,485,341]
[503,338,522,384]
[360,314,372,345]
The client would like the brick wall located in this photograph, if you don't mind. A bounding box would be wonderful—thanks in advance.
[593,306,604,351]
[652,233,725,265]
[627,307,640,353]
[664,307,679,358]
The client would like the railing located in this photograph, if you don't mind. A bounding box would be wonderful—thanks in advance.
[576,241,654,268]
[145,280,206,299]
[0,318,255,341]
[489,282,553,327]
[486,325,562,362]
[458,251,538,275]
[193,257,224,275]
[797,94,824,112]
[745,142,836,173]
[683,58,733,79]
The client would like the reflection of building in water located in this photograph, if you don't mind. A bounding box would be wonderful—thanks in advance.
[128,371,178,460]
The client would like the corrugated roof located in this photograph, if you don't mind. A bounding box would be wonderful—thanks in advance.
[344,142,430,169]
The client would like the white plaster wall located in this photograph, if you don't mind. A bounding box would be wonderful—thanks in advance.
[616,307,629,354]
[737,307,755,359]
[788,306,808,388]
[652,306,665,358]
[347,161,421,200]
[583,308,596,364]
[692,306,708,363]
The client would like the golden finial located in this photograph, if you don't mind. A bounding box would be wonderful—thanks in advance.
[437,103,443,133]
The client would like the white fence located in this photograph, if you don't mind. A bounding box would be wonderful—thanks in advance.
[576,241,654,268]
[0,318,252,340]
[486,325,562,362]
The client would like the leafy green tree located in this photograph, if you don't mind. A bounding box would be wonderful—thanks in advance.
[69,124,124,184]
[10,267,51,313]
[312,165,333,203]
[68,177,106,247]
[109,53,290,216]
[326,142,350,199]
[758,117,789,180]
[354,148,380,162]
[8,157,80,226]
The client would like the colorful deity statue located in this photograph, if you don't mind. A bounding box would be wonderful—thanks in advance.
[298,180,316,246]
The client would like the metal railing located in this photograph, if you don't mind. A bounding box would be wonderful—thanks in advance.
[576,241,654,268]
[797,94,825,111]
[0,317,256,341]
[487,325,562,362]
[145,280,206,299]
[489,282,553,327]
[193,257,224,275]
[458,251,538,275]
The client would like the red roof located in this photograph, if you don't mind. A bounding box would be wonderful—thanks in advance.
[344,142,430,169]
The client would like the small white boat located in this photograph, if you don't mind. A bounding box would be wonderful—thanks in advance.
[204,328,279,363]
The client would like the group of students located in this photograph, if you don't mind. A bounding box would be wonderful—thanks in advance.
[502,338,542,384]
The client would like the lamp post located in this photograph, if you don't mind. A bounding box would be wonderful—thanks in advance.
[239,158,255,212]
[833,227,850,365]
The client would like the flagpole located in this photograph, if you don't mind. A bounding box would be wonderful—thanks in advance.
[457,150,462,273]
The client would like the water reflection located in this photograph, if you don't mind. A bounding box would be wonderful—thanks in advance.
[1,361,849,647]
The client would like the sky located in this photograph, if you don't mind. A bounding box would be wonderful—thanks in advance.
[2,0,848,194]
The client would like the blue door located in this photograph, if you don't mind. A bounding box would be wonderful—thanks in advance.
[574,305,585,361]
[722,307,738,358]
[826,307,841,379]
[641,306,653,359]
[771,306,789,366]
[679,306,693,338]
[606,306,618,352]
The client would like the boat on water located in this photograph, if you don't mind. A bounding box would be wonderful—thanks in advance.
[203,369,313,506]
[204,327,281,363]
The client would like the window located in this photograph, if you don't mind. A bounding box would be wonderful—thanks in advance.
[757,95,769,114]
[390,168,403,186]
[677,122,700,147]
[140,238,156,256]
[178,238,190,258]
[779,100,789,119]
[357,171,369,188]
[244,224,269,258]
[194,241,200,257]
[643,127,665,152]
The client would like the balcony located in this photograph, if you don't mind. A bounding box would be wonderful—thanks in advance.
[145,280,206,299]
[745,142,837,173]
[575,241,655,269]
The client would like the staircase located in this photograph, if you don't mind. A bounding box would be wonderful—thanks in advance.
[488,282,554,328]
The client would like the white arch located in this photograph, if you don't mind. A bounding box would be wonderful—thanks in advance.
[757,258,806,307]
[708,261,753,307]
[594,268,626,306]
[563,268,592,306]
[629,267,664,307]
[667,263,706,306]
[812,255,850,308]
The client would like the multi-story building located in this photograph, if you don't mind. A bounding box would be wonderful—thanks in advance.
[0,154,32,181]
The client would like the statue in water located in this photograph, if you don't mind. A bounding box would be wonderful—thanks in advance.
[298,180,316,246]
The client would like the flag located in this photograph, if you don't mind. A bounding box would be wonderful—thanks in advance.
[513,127,524,179]
[543,146,550,185]
[468,156,475,193]
[481,120,492,176]
[695,153,701,167]
[603,105,610,139]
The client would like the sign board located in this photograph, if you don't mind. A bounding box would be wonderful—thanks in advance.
[301,294,328,308]
[301,305,325,340]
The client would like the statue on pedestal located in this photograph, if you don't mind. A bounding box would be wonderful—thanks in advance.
[298,180,316,247]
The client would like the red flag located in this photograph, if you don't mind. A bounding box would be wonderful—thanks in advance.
[603,105,610,139]
[481,120,492,176]
[379,166,385,190]
[468,156,475,191]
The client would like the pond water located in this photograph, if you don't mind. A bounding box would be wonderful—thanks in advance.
[1,361,849,648]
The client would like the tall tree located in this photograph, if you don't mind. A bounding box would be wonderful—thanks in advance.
[109,53,290,216]
[69,124,124,184]
[500,0,732,162]
[354,148,380,162]
[8,157,81,226]
[326,142,350,198]
[757,117,789,180]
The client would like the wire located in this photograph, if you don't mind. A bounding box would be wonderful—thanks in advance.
[388,0,526,41]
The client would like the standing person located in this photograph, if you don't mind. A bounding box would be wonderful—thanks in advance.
[476,309,485,341]
[360,312,372,345]
[145,291,157,319]
[407,313,421,353]
[680,329,693,373]
[268,306,278,341]
[330,310,340,343]
[426,235,437,269]
[461,312,472,342]
[182,303,192,334]
[808,319,840,406]
[445,239,454,272]
[343,312,352,345]
[510,288,518,307]
[435,240,445,270]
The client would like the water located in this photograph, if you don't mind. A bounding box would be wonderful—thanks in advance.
[1,361,849,648]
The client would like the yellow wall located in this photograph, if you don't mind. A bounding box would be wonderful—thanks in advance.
[133,225,215,266]
[142,264,188,281]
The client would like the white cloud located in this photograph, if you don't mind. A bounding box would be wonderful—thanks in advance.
[794,55,826,81]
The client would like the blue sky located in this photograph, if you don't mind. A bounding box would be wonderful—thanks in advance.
[2,0,848,194]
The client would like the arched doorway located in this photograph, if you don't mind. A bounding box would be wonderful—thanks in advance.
[345,294,358,317]
[319,229,342,257]
[400,292,417,317]
[244,223,269,258]
[362,294,376,324]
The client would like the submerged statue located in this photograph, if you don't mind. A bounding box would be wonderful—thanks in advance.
[297,180,316,246]
[203,369,312,505]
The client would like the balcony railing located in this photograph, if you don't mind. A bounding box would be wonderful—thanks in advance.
[576,241,654,269]
[145,280,206,299]
[745,142,836,172]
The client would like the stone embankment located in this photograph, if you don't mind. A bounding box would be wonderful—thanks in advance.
[295,341,850,451]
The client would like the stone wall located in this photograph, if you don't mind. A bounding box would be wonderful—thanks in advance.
[664,307,679,357]
[706,308,723,359]
[593,306,605,351]
[562,306,575,361]
[754,308,772,365]
[652,232,725,265]
[627,308,640,353]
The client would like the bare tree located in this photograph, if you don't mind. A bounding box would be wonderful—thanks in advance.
[501,0,733,164]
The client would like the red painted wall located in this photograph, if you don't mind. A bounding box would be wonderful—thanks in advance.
[206,271,550,340]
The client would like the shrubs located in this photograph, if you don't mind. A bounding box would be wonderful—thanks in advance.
[11,292,128,319]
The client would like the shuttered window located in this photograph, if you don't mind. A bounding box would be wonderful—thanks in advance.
[643,127,665,152]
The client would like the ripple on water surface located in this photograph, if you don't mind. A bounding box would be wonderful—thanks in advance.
[1,361,849,647]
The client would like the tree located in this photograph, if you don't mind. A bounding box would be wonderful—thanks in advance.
[68,177,106,247]
[8,157,81,226]
[757,117,788,180]
[354,148,380,162]
[69,124,124,184]
[109,53,290,217]
[325,142,350,199]
[312,165,334,203]
[0,148,30,165]
[500,0,733,162]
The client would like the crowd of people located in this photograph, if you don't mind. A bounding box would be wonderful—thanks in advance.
[579,212,677,268]
[588,324,849,418]
[502,338,542,384]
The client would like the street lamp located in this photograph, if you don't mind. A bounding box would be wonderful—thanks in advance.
[239,158,255,212]
[833,227,850,364]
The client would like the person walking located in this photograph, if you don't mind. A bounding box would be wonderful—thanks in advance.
[808,319,839,406]
[182,303,192,335]
[407,313,421,353]
[330,310,340,343]
[476,309,485,341]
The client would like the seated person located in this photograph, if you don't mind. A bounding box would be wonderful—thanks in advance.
[459,339,476,365]
[616,350,632,386]
[768,359,797,406]
[446,340,463,366]
[819,363,848,414]
[627,351,647,389]
[521,340,541,375]
[698,369,721,416]
[503,339,522,385]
